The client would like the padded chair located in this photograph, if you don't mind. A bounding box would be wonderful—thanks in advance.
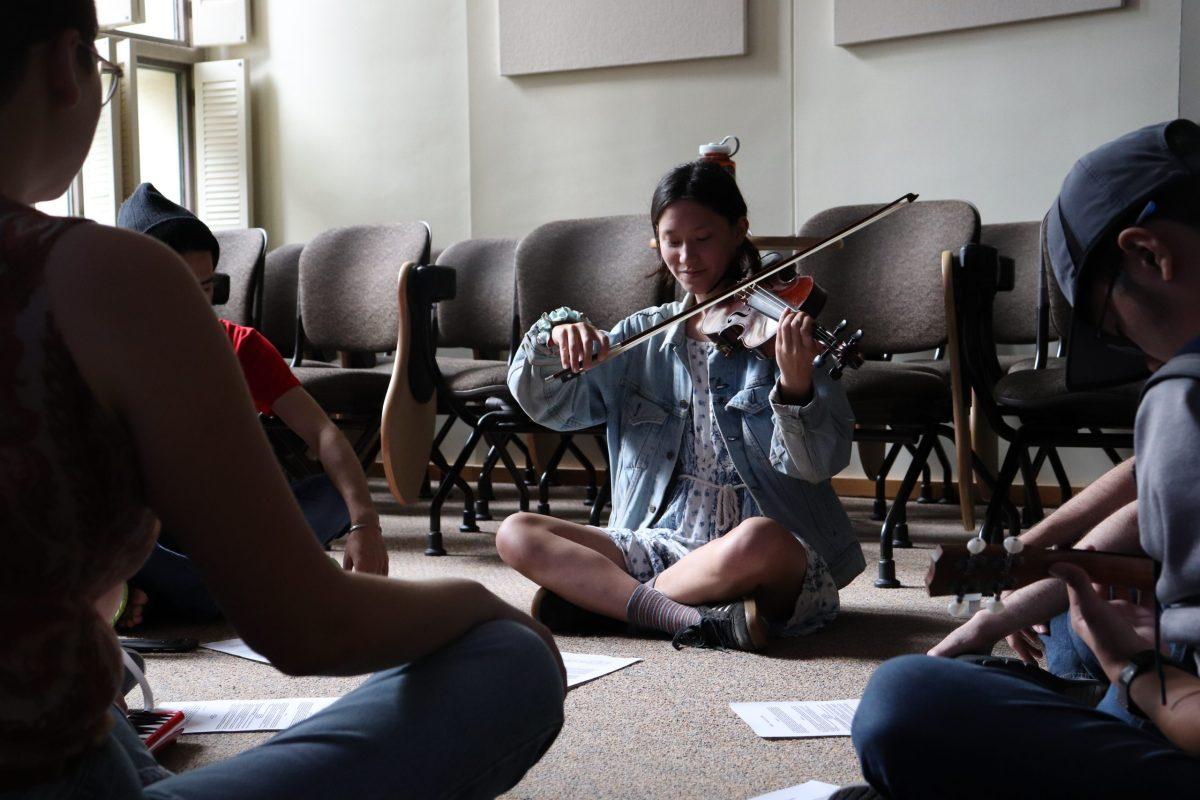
[971,222,1075,526]
[431,238,533,528]
[212,228,268,329]
[261,243,303,359]
[291,223,432,469]
[948,230,1137,547]
[796,200,981,588]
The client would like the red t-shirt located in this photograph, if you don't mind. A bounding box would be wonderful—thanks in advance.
[221,320,301,415]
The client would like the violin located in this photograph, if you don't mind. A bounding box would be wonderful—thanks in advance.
[697,272,864,379]
[547,193,918,383]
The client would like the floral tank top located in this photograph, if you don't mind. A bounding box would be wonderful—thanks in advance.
[0,198,157,783]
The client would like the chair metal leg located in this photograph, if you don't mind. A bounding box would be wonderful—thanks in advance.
[509,435,538,485]
[492,434,531,513]
[474,442,503,521]
[1047,447,1073,504]
[873,442,903,521]
[907,442,935,504]
[978,443,1023,544]
[932,436,958,505]
[876,434,934,588]
[428,429,482,555]
[537,436,574,515]
[566,440,598,507]
[588,481,611,526]
[1019,447,1045,528]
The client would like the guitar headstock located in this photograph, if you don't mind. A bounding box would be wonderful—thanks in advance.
[926,538,1155,618]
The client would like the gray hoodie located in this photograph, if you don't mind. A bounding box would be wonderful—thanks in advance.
[1136,352,1200,647]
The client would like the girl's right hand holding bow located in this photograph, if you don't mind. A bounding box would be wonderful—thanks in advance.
[550,321,609,373]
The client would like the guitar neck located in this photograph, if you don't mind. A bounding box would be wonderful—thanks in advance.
[926,544,1156,597]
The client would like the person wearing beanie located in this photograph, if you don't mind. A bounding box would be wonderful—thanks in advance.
[841,121,1200,799]
[113,182,390,625]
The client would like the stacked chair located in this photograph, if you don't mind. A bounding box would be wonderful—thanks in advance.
[796,200,981,587]
[260,242,303,359]
[290,223,432,470]
[417,215,666,555]
[945,218,1138,549]
[212,228,268,329]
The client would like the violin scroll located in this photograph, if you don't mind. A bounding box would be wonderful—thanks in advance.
[811,319,864,380]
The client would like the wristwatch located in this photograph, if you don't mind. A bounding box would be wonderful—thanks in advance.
[1117,649,1160,718]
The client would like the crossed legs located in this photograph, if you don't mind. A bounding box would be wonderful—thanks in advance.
[494,512,809,623]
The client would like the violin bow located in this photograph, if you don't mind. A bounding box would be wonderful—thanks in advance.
[546,193,919,383]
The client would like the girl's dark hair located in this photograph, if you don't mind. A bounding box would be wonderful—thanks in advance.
[1,0,100,104]
[650,159,761,294]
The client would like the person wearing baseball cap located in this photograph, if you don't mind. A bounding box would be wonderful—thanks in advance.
[835,121,1200,800]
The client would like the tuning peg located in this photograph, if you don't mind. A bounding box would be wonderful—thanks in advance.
[947,597,970,618]
[850,329,864,343]
[813,352,827,368]
[985,595,1006,614]
[1002,536,1024,555]
[966,537,986,555]
[832,319,848,336]
[830,364,844,380]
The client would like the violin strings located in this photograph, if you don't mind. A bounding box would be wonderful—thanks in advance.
[743,285,839,348]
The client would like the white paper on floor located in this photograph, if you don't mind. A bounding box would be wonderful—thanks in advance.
[561,652,641,688]
[202,638,270,664]
[748,780,841,800]
[730,700,860,739]
[158,698,338,734]
[202,639,639,689]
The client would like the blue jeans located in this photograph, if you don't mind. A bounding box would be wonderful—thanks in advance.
[131,474,350,622]
[852,654,1200,799]
[7,619,564,800]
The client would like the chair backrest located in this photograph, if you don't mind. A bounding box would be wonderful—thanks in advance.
[515,215,667,333]
[1040,216,1073,350]
[299,222,431,354]
[213,228,268,329]
[261,243,302,358]
[435,238,518,355]
[980,221,1043,346]
[796,200,980,356]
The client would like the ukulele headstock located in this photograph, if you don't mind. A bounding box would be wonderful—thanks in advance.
[926,537,1028,617]
[812,319,865,380]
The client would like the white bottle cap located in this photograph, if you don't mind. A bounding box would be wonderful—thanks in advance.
[699,135,739,157]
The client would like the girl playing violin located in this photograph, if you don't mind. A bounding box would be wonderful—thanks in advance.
[498,160,866,651]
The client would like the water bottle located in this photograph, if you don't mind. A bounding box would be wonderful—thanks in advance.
[699,135,739,178]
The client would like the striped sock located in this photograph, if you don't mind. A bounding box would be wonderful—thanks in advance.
[625,583,702,635]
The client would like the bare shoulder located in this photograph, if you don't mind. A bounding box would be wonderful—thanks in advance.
[41,223,227,408]
[43,222,195,304]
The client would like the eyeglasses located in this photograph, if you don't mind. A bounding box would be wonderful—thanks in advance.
[1092,267,1142,355]
[82,45,123,107]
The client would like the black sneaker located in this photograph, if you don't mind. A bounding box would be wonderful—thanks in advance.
[671,597,767,652]
[531,587,623,634]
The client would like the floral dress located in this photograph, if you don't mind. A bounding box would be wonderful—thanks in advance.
[606,338,839,636]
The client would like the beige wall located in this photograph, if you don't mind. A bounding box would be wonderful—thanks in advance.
[794,0,1182,226]
[466,0,793,238]
[225,0,472,248]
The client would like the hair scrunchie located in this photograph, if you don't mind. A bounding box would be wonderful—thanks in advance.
[534,307,590,346]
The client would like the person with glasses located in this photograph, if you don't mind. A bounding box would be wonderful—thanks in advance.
[838,121,1200,799]
[0,2,564,798]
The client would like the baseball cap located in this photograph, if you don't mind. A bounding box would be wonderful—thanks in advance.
[1046,119,1200,390]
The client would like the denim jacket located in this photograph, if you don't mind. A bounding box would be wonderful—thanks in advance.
[509,300,866,589]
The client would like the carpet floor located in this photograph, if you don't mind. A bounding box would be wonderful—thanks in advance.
[137,483,1005,799]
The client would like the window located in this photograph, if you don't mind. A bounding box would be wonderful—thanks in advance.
[117,0,186,44]
[62,1,253,231]
[35,189,75,218]
[135,63,189,205]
